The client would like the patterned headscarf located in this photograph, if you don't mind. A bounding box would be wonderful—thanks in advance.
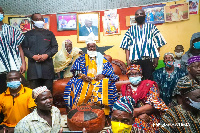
[32,86,50,99]
[112,96,135,114]
[187,56,200,66]
[126,64,142,75]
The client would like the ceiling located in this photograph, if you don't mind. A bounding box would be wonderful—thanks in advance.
[0,0,177,15]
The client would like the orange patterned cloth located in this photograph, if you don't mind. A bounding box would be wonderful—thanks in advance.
[126,64,142,74]
[121,83,168,133]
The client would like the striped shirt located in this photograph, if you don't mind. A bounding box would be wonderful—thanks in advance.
[120,23,166,60]
[0,24,24,73]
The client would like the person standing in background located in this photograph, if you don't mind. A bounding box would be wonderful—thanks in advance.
[0,7,26,94]
[120,9,166,80]
[22,13,58,91]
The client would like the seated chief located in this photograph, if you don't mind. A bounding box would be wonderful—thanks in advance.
[53,39,83,79]
[63,37,119,115]
[79,18,98,36]
[0,70,36,132]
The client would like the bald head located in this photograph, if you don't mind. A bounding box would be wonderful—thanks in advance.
[135,9,145,16]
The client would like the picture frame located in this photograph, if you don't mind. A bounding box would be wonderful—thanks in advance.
[8,17,32,33]
[57,13,77,31]
[77,12,100,43]
[43,16,50,30]
[187,0,199,14]
[164,3,189,22]
[103,9,120,36]
[130,16,136,26]
[142,4,166,24]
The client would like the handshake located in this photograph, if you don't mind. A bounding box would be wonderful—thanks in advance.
[32,54,49,62]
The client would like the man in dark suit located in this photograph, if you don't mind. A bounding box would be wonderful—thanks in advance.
[22,13,58,91]
[79,18,98,36]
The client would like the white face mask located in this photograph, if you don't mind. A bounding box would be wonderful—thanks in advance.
[188,98,200,110]
[87,50,97,57]
[175,52,183,58]
[33,21,44,28]
[129,76,142,85]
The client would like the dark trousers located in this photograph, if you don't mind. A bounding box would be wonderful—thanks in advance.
[29,79,53,91]
[131,59,154,80]
[0,73,7,94]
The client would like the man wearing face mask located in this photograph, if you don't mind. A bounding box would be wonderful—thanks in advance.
[0,7,26,94]
[22,13,58,91]
[181,32,200,72]
[174,45,184,68]
[120,9,166,80]
[120,64,168,132]
[0,70,36,132]
[153,52,186,106]
[160,56,200,132]
[64,36,119,115]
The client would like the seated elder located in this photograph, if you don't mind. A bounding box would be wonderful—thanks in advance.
[160,81,200,132]
[15,86,62,133]
[63,37,119,115]
[172,55,200,106]
[153,52,186,106]
[121,64,168,132]
[53,39,83,79]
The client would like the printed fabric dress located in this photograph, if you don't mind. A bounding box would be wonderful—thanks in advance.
[121,80,168,133]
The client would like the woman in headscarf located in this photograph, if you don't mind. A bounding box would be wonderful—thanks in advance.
[120,64,168,133]
[53,39,83,79]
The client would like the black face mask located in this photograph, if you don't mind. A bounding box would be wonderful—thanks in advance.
[135,16,145,24]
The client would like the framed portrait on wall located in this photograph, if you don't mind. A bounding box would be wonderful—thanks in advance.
[77,12,100,43]
[164,3,189,22]
[142,4,165,24]
[186,0,199,14]
[8,17,32,33]
[43,16,50,30]
[57,14,77,31]
[103,9,120,36]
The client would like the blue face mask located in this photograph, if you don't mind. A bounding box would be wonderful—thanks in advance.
[129,76,142,85]
[193,41,200,49]
[164,61,174,68]
[189,98,200,110]
[7,81,21,90]
[0,14,4,21]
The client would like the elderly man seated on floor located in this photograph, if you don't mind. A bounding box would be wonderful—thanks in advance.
[63,36,119,115]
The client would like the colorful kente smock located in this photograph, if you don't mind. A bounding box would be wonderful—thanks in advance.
[121,80,168,133]
[63,53,119,115]
[160,105,200,133]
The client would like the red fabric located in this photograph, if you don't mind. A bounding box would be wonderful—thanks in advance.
[121,80,158,103]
